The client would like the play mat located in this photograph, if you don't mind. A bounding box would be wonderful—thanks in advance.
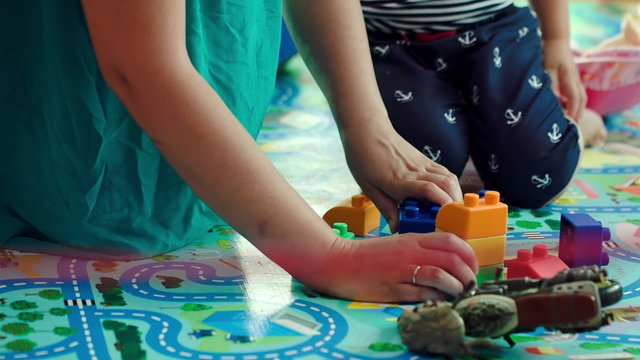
[2,2,640,360]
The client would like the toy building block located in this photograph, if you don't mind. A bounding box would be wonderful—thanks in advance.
[476,263,505,286]
[435,191,507,239]
[504,244,569,279]
[435,191,508,267]
[323,194,380,237]
[466,235,507,267]
[558,213,611,268]
[332,222,355,239]
[398,199,440,234]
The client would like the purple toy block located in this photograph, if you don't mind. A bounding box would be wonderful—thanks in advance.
[398,199,440,234]
[558,213,611,268]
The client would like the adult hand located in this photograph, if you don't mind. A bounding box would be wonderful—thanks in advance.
[307,232,478,302]
[342,127,462,233]
[542,38,587,122]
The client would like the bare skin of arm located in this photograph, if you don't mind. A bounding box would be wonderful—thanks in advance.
[283,0,463,234]
[530,0,587,122]
[81,0,477,302]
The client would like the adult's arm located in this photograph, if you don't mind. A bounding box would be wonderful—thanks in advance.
[81,0,477,301]
[283,0,463,233]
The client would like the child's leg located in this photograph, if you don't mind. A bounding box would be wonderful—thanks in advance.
[368,35,471,176]
[461,6,581,208]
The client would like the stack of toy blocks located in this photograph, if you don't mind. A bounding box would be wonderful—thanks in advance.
[323,193,380,237]
[398,199,440,234]
[505,244,568,279]
[435,191,508,285]
[559,213,611,268]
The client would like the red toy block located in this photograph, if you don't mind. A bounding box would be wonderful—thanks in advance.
[323,194,380,237]
[505,244,569,279]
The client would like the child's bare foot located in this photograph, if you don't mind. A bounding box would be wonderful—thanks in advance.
[622,13,640,46]
[591,13,640,50]
[578,108,607,147]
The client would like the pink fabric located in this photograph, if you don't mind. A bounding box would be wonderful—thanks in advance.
[576,47,640,115]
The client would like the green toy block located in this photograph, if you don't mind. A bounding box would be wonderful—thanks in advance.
[476,263,505,286]
[332,222,355,239]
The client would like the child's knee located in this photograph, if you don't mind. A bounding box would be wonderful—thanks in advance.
[479,140,581,209]
[490,157,580,209]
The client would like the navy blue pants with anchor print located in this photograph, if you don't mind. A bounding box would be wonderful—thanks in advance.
[368,5,581,208]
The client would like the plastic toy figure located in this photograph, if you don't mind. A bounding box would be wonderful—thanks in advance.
[398,265,623,358]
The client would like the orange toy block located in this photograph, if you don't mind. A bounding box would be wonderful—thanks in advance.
[435,191,507,239]
[322,194,380,237]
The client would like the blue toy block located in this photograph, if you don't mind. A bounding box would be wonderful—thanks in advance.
[558,213,611,268]
[398,199,440,234]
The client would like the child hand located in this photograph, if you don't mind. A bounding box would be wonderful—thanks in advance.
[307,232,478,302]
[542,38,587,122]
[342,129,462,233]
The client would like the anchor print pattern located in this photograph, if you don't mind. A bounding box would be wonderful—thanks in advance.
[395,90,414,103]
[548,123,562,143]
[528,75,543,89]
[505,108,522,126]
[472,85,480,105]
[489,154,499,173]
[422,145,442,163]
[367,7,579,207]
[517,26,529,41]
[493,47,502,68]
[444,109,456,124]
[373,45,390,57]
[531,174,552,189]
[458,31,477,47]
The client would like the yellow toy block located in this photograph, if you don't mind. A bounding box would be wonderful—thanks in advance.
[435,231,506,267]
[435,191,507,239]
[466,235,506,267]
[323,194,380,237]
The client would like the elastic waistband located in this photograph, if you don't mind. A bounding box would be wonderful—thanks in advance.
[367,4,519,43]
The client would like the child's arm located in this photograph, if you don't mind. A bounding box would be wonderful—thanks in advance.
[529,0,587,121]
[81,0,477,302]
[283,0,463,233]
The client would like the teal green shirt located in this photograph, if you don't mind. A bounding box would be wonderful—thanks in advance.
[0,1,282,258]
